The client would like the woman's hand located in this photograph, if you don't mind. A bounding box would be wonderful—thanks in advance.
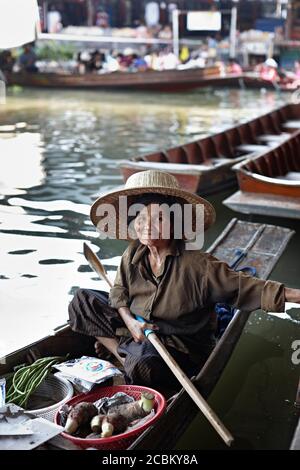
[117,306,159,343]
[285,287,300,304]
[126,318,159,343]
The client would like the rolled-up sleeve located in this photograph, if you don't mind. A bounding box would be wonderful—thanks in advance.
[205,255,285,313]
[109,252,130,310]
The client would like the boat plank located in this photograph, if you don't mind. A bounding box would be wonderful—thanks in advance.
[224,190,300,219]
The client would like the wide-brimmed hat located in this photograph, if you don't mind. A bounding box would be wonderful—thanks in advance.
[90,170,216,240]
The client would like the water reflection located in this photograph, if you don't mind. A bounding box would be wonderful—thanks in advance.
[0,132,45,196]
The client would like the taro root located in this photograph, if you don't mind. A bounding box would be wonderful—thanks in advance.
[100,413,128,437]
[108,392,154,422]
[90,414,105,433]
[64,402,98,435]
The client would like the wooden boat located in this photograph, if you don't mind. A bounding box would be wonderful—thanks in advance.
[290,380,300,450]
[5,69,298,93]
[224,129,300,219]
[5,66,231,92]
[120,103,300,196]
[0,218,295,450]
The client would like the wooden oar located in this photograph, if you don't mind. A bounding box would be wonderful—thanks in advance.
[83,242,234,446]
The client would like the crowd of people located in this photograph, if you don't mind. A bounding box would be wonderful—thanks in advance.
[2,41,300,90]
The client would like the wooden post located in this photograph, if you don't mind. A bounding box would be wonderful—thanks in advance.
[86,0,94,27]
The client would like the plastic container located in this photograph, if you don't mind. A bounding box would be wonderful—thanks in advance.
[27,374,73,422]
[55,384,166,450]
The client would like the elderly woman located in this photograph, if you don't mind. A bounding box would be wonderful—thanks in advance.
[69,170,300,388]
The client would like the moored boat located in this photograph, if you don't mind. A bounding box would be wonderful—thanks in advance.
[0,218,295,450]
[120,103,300,196]
[224,129,300,219]
[5,66,226,92]
[5,69,298,93]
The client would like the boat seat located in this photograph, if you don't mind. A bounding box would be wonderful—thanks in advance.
[282,120,300,129]
[236,144,269,153]
[257,133,290,143]
[120,159,227,174]
[274,172,300,181]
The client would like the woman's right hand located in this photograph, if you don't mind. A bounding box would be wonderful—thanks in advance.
[126,318,159,343]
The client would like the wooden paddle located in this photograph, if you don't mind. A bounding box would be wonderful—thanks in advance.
[83,242,234,446]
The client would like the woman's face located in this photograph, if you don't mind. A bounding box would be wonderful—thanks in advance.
[133,203,172,246]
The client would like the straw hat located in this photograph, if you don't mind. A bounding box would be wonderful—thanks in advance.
[90,170,216,240]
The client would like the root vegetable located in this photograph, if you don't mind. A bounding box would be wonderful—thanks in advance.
[108,392,154,422]
[101,419,114,438]
[65,402,97,435]
[90,414,105,433]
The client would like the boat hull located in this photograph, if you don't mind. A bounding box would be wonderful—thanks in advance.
[120,103,300,196]
[120,163,238,195]
[6,67,229,92]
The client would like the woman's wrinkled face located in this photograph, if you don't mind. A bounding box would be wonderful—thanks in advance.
[133,203,172,246]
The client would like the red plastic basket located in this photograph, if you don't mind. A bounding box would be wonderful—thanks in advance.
[55,384,166,450]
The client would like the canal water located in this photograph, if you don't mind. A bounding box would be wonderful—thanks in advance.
[0,87,299,449]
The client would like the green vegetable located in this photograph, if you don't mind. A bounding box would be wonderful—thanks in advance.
[5,356,65,408]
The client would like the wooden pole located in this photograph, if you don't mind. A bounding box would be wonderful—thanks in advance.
[86,0,94,27]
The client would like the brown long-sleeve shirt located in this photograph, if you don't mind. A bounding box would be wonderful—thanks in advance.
[109,240,285,359]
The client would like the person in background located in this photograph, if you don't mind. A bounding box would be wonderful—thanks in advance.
[158,25,172,40]
[89,50,105,73]
[103,50,120,73]
[96,8,109,29]
[134,20,149,39]
[294,60,300,79]
[226,58,242,75]
[180,46,190,64]
[159,48,179,70]
[260,58,279,82]
[0,50,15,73]
[145,1,160,28]
[47,5,62,33]
[131,54,148,72]
[18,44,38,73]
[120,49,135,70]
[77,50,92,74]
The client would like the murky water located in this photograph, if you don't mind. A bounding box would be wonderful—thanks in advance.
[0,87,299,449]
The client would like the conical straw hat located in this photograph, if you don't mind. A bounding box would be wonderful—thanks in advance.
[90,170,216,240]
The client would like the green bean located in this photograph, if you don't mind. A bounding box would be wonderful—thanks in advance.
[12,369,31,396]
[6,356,65,408]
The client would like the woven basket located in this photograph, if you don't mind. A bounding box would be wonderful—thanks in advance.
[27,374,73,422]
